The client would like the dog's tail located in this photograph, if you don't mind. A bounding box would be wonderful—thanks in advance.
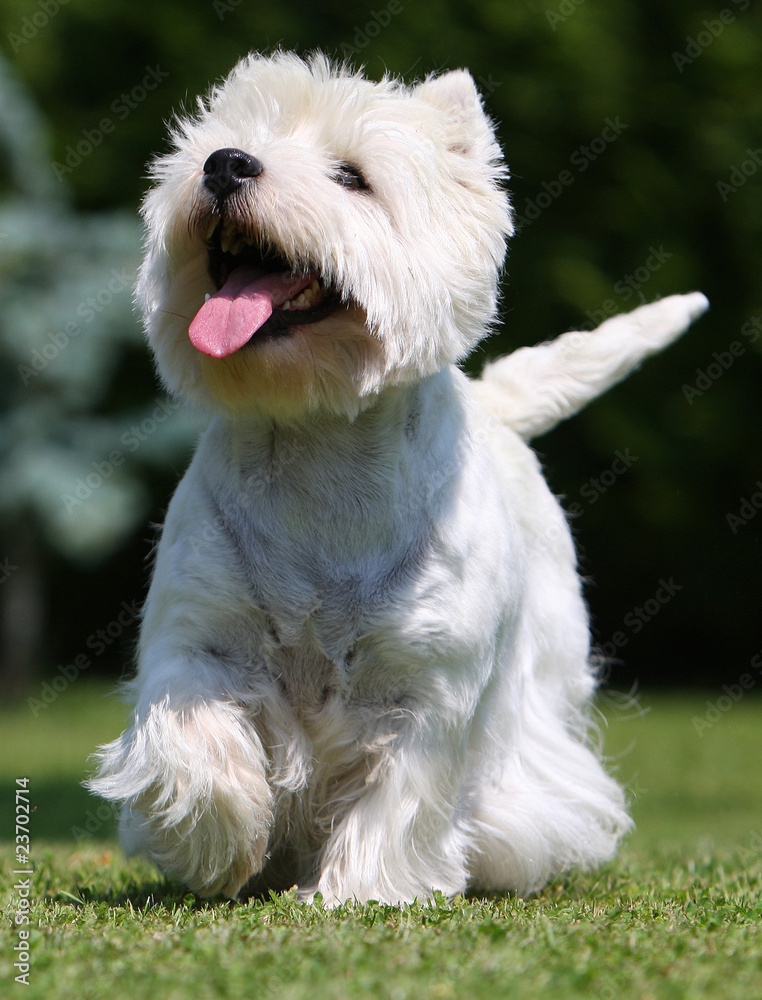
[473,292,709,441]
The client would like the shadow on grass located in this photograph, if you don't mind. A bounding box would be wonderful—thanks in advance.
[68,879,229,912]
[63,871,599,914]
[52,866,285,912]
[0,778,117,842]
[4,777,625,912]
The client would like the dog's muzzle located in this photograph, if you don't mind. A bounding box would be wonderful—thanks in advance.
[188,149,343,357]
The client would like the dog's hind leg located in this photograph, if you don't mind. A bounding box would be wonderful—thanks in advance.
[463,532,632,896]
[465,690,631,897]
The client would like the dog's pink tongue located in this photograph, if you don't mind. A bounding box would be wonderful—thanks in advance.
[189,266,312,358]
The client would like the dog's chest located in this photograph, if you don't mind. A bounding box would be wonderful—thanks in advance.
[224,498,426,664]
[185,390,484,711]
[203,462,431,706]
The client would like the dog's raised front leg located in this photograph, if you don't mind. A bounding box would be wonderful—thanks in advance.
[87,648,272,898]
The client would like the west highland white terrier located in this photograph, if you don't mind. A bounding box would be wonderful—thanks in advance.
[88,51,708,903]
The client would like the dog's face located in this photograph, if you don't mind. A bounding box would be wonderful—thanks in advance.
[138,52,512,420]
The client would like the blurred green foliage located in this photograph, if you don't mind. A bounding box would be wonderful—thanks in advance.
[0,0,759,694]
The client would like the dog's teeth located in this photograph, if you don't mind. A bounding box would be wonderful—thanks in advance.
[219,220,239,254]
[204,219,218,241]
[204,293,211,302]
[279,279,327,313]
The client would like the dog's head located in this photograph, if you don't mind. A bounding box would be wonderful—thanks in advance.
[138,51,512,420]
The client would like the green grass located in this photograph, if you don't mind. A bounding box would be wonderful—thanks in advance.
[2,683,761,999]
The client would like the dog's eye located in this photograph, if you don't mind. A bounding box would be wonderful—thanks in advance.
[333,163,369,191]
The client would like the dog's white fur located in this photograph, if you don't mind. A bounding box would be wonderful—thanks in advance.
[88,52,708,903]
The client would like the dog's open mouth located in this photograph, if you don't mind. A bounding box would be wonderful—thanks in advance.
[189,219,340,358]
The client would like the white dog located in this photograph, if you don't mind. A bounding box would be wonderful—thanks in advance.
[88,51,707,904]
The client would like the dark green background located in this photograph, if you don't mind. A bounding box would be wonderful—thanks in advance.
[1,0,760,697]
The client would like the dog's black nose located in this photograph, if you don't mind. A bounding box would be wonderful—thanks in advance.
[202,147,263,199]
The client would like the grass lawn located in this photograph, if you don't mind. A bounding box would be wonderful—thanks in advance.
[1,682,761,999]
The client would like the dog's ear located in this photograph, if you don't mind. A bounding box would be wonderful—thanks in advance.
[414,70,496,158]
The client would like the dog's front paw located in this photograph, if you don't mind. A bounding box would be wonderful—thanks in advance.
[88,697,273,897]
[120,800,266,898]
